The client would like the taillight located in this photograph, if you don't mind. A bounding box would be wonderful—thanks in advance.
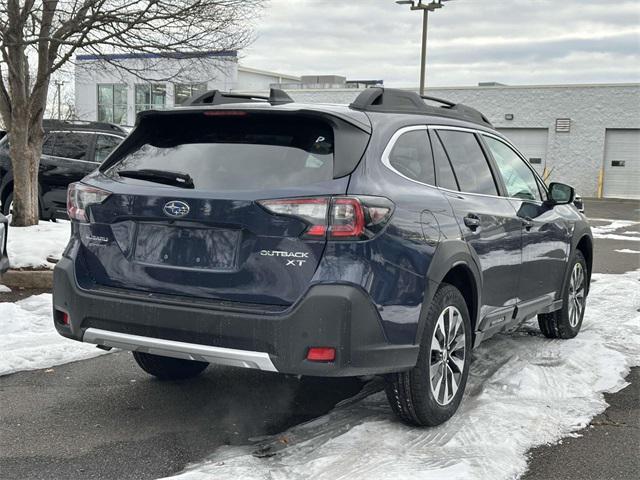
[67,183,111,222]
[258,196,393,240]
[258,197,329,238]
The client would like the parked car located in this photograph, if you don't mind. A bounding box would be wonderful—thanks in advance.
[0,213,8,275]
[52,88,592,426]
[0,119,127,219]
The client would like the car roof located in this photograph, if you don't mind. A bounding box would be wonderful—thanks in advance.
[43,119,128,135]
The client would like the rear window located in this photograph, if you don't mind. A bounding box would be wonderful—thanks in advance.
[106,113,334,190]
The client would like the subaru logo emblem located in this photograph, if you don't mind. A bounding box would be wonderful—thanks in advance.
[163,200,190,218]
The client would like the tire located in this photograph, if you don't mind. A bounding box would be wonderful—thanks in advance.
[385,284,472,427]
[538,251,588,339]
[2,192,12,216]
[132,351,208,380]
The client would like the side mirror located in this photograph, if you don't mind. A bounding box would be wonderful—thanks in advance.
[547,182,575,205]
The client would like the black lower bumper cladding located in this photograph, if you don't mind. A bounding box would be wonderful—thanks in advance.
[53,256,418,377]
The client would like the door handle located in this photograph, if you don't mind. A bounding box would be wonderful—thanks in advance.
[463,214,481,230]
[522,217,534,231]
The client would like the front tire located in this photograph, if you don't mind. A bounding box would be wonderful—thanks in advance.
[538,251,588,339]
[132,351,208,380]
[385,284,471,427]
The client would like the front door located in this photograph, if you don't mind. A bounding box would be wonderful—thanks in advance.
[481,134,571,304]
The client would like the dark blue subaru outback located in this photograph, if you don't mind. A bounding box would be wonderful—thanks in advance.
[53,88,592,426]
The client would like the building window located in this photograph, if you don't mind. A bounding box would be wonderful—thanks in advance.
[174,83,208,105]
[135,84,166,113]
[97,84,127,124]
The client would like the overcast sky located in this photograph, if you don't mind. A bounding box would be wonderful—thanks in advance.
[242,0,640,87]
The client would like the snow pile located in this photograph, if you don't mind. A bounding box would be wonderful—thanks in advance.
[0,294,107,376]
[591,219,640,242]
[6,220,70,269]
[163,270,640,480]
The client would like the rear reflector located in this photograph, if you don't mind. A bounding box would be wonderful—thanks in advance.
[62,312,70,325]
[306,347,336,362]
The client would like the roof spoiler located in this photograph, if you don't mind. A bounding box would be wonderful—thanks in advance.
[184,88,294,106]
[349,87,492,127]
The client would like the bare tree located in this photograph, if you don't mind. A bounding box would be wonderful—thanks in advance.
[0,0,260,226]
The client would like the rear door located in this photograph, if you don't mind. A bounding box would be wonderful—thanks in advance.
[430,127,523,322]
[80,111,368,306]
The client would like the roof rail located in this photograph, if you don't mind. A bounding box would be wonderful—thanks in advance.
[184,87,294,106]
[349,87,492,127]
[42,118,127,134]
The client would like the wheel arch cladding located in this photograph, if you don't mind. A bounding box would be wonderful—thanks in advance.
[418,241,481,344]
[441,264,478,335]
[576,234,593,285]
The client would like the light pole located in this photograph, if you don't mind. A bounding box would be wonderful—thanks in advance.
[54,80,65,120]
[396,0,450,95]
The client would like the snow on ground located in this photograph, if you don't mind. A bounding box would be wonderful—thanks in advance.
[6,219,70,269]
[615,249,640,254]
[591,219,640,242]
[0,294,108,376]
[163,269,640,480]
[0,284,11,293]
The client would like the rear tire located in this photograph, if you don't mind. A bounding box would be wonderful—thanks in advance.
[385,284,471,427]
[538,251,588,339]
[132,351,208,380]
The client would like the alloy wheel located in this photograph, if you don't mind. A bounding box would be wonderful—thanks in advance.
[429,305,466,406]
[568,262,586,327]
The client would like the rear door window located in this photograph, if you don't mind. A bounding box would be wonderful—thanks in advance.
[94,134,122,163]
[107,114,334,190]
[47,132,92,160]
[387,129,435,185]
[430,130,459,191]
[436,130,498,196]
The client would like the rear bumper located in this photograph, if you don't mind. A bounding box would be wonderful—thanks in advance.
[53,256,418,376]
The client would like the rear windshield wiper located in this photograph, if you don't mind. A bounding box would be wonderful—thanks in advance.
[117,169,194,189]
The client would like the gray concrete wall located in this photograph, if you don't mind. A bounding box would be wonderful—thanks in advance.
[247,84,640,197]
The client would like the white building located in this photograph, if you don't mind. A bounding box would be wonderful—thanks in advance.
[74,51,299,126]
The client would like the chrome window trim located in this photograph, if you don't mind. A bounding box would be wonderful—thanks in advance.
[380,123,550,205]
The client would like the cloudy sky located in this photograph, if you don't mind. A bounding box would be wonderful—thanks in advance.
[242,0,640,87]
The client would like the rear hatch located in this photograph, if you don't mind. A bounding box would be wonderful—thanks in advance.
[76,109,370,306]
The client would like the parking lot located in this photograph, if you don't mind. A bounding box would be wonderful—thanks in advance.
[1,198,638,480]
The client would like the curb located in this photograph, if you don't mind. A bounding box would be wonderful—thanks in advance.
[1,269,53,289]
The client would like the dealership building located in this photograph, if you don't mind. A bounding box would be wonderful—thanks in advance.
[74,54,639,199]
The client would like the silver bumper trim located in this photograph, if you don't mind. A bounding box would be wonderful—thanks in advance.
[83,328,277,372]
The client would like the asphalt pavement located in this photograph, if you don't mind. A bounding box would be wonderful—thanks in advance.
[1,198,638,479]
[523,198,640,480]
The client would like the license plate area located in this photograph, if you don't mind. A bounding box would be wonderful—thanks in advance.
[133,224,240,270]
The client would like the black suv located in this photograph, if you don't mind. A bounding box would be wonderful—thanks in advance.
[0,119,127,219]
[53,88,592,426]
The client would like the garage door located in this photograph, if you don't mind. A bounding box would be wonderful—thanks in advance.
[497,128,549,175]
[603,129,640,199]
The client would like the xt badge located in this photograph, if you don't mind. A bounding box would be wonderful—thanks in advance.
[260,250,309,267]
